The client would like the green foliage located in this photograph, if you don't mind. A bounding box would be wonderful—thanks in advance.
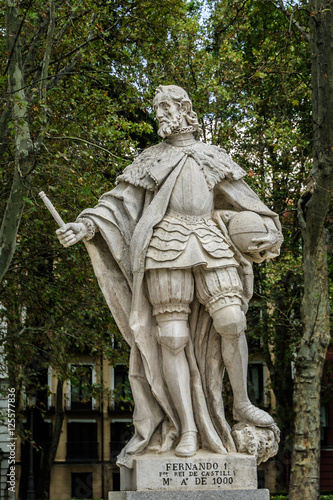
[0,1,191,497]
[112,379,134,412]
[1,0,331,496]
[1,0,192,387]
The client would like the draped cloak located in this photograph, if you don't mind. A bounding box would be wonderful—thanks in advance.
[79,140,282,468]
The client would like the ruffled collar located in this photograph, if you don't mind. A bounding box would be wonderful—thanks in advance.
[165,131,197,147]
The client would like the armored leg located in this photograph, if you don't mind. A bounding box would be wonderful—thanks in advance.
[146,269,198,456]
[195,266,273,427]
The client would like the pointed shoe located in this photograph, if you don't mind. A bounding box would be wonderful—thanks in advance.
[233,404,274,427]
[175,431,198,457]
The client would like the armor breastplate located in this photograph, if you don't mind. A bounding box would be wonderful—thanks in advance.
[169,157,214,216]
[145,155,237,270]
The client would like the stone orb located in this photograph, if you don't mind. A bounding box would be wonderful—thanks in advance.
[228,211,268,254]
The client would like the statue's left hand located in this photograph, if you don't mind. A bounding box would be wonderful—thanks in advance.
[248,227,283,262]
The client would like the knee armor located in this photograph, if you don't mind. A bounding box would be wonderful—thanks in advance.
[210,301,246,337]
[194,267,246,337]
[157,313,190,354]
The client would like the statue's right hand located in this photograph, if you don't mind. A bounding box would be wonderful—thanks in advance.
[56,222,88,247]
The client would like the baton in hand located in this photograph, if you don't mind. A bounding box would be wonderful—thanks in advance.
[38,191,66,228]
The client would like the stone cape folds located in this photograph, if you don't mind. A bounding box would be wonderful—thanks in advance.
[78,140,281,468]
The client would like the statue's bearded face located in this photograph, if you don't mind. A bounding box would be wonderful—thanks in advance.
[154,94,187,138]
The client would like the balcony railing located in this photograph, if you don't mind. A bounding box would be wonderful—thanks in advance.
[66,441,99,461]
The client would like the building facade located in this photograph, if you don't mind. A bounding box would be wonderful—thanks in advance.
[14,356,132,499]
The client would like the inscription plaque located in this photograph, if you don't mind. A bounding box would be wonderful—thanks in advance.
[121,452,257,491]
[158,460,234,489]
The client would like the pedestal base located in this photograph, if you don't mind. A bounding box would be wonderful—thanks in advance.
[119,451,257,492]
[108,451,268,499]
[108,490,270,500]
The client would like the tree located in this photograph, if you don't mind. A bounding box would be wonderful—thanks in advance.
[269,1,333,498]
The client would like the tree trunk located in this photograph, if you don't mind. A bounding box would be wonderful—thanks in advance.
[0,1,34,282]
[289,240,329,499]
[289,2,333,498]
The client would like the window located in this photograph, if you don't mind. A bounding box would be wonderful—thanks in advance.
[111,365,132,410]
[67,421,98,461]
[110,333,127,352]
[71,472,93,499]
[69,364,96,410]
[321,403,328,447]
[21,368,49,410]
[248,363,265,407]
[41,420,52,452]
[114,365,129,397]
[110,421,133,462]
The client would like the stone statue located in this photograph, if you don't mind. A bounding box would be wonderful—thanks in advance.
[57,85,283,468]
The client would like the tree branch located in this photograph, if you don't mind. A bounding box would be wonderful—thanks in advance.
[23,16,50,75]
[42,8,57,90]
[45,12,97,92]
[33,0,56,153]
[271,0,311,42]
[46,135,121,159]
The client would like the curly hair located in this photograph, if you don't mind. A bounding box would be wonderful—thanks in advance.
[153,85,202,134]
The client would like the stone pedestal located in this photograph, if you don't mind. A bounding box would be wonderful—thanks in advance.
[108,451,269,499]
[108,490,270,500]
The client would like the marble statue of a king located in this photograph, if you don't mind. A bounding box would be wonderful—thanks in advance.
[57,85,283,468]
